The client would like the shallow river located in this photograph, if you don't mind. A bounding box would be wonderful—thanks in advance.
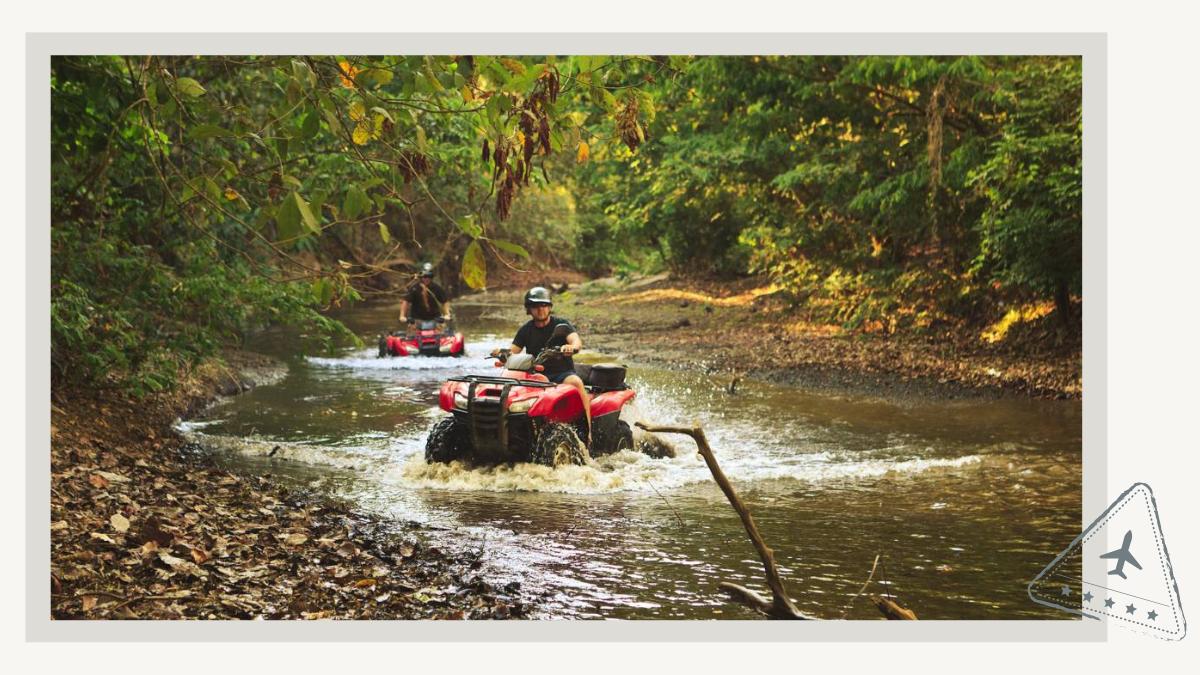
[182,299,1082,619]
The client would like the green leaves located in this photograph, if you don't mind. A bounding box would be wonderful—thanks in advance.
[490,239,530,260]
[378,222,391,244]
[311,277,335,306]
[291,60,317,90]
[460,239,487,290]
[277,192,321,240]
[299,110,321,140]
[342,185,372,221]
[175,77,206,98]
[455,215,482,238]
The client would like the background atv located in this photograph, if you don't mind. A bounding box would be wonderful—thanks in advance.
[425,326,638,467]
[378,318,464,357]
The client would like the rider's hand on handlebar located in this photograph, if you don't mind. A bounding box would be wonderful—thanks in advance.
[405,316,414,324]
[559,345,578,356]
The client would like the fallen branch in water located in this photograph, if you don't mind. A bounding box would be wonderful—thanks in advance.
[872,595,918,620]
[839,553,881,619]
[636,421,919,621]
[636,421,810,620]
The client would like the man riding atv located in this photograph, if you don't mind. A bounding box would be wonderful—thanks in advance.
[493,286,592,446]
[399,263,452,329]
[378,262,464,357]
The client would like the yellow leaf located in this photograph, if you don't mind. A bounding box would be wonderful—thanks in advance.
[348,101,366,122]
[352,122,371,146]
[338,60,360,88]
[515,130,525,147]
[223,187,239,201]
[461,85,474,102]
[576,141,590,163]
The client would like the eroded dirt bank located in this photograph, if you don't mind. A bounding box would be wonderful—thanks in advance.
[50,352,527,620]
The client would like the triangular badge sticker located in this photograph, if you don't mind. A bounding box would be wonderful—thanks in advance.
[1030,483,1186,639]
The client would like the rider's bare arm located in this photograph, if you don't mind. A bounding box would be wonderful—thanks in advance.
[561,332,583,355]
[491,344,523,359]
[399,300,410,321]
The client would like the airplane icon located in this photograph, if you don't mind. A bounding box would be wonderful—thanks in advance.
[1100,529,1143,580]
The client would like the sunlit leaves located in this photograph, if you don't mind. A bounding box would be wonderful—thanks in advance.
[576,141,589,163]
[460,239,487,290]
[175,77,206,98]
[348,101,385,145]
[337,60,360,88]
[51,53,664,394]
[355,68,393,89]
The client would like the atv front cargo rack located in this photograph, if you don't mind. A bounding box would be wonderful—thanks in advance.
[448,375,556,456]
[447,375,556,388]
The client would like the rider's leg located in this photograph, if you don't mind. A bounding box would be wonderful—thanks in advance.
[563,374,592,444]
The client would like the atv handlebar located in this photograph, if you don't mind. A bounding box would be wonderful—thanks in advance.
[487,345,580,367]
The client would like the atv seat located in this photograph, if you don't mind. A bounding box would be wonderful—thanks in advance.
[574,363,628,391]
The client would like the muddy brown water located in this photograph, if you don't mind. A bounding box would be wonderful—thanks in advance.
[181,299,1082,619]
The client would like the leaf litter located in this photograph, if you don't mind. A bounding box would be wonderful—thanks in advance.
[51,351,528,620]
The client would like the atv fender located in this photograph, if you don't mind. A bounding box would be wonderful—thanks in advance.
[590,389,636,418]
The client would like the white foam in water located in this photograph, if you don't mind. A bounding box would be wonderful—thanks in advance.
[386,429,982,495]
[186,341,987,495]
[183,414,983,494]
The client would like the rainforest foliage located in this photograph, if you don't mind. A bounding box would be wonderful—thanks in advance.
[51,55,665,392]
[51,55,1080,393]
[574,56,1082,333]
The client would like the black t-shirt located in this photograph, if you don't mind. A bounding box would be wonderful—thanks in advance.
[513,316,576,375]
[405,282,447,319]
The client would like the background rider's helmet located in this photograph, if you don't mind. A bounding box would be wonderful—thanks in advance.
[523,286,553,313]
[419,262,434,278]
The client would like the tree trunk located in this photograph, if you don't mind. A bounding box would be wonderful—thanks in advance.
[1054,279,1072,327]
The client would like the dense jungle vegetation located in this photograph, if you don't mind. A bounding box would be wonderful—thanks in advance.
[51,55,1081,393]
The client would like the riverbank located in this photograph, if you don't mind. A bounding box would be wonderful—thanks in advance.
[467,274,1081,400]
[50,352,527,620]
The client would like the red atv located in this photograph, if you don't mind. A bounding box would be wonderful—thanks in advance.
[425,325,637,467]
[378,318,465,358]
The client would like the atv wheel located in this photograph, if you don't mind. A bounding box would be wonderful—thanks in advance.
[614,420,634,453]
[377,334,389,358]
[424,418,468,464]
[531,422,588,467]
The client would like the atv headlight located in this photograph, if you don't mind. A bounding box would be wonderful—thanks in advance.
[453,391,468,410]
[508,396,538,414]
[439,343,452,353]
